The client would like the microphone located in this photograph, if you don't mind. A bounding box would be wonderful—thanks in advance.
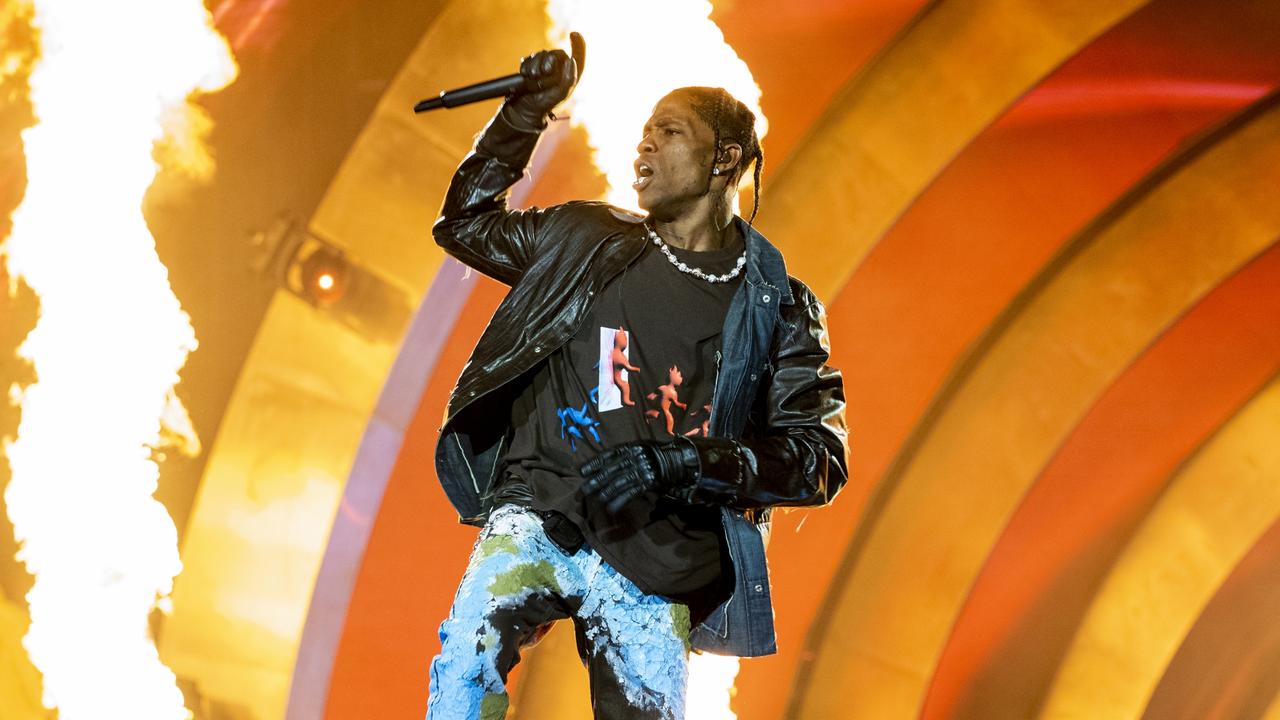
[414,74,529,113]
[414,32,585,114]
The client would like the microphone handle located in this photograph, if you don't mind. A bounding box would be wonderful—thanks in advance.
[414,73,529,113]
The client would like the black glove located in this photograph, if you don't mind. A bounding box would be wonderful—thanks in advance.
[505,32,585,130]
[579,439,701,515]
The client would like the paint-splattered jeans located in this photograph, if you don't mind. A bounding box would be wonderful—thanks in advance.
[426,504,691,720]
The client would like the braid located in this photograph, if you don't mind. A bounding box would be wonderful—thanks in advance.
[749,148,763,225]
[707,88,726,193]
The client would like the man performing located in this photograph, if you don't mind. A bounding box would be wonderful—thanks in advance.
[426,41,849,720]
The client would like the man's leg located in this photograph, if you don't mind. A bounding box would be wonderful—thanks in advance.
[574,554,691,720]
[426,505,580,720]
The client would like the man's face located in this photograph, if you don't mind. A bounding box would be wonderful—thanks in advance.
[633,94,716,217]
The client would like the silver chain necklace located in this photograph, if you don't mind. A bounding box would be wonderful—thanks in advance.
[644,224,746,284]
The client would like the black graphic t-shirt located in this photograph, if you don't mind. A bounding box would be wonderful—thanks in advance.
[498,230,745,602]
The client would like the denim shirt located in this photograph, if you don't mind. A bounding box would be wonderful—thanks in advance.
[688,220,791,657]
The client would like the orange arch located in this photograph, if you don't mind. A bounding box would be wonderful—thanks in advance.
[1140,517,1280,719]
[923,241,1280,719]
[744,6,1271,714]
[323,276,506,720]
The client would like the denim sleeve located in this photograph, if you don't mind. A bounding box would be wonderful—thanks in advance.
[688,287,850,510]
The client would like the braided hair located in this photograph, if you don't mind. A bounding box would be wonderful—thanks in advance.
[665,86,765,225]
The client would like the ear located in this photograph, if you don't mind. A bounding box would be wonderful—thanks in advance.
[715,142,744,179]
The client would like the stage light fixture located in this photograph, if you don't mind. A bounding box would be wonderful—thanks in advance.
[295,243,349,307]
[250,216,413,344]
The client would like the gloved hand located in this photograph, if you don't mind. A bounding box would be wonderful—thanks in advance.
[579,439,701,515]
[505,32,585,130]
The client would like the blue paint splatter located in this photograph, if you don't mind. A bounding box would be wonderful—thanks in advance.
[557,400,601,452]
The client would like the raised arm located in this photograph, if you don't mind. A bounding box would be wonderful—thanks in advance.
[431,47,580,285]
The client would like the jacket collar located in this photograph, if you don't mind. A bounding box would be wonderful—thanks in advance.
[737,216,794,305]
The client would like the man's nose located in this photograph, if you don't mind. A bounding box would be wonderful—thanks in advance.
[637,133,656,154]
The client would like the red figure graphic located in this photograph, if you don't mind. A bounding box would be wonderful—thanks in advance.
[610,326,640,406]
[684,403,712,437]
[645,365,687,435]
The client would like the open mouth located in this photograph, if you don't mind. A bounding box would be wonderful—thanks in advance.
[633,161,654,191]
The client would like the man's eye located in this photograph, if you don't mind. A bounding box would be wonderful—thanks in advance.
[665,128,679,135]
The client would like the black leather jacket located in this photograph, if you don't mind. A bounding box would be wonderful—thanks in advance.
[431,107,849,656]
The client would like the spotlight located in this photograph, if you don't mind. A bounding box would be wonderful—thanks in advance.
[295,244,349,307]
[250,217,413,344]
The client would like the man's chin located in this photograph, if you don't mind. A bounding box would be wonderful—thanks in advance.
[636,195,676,221]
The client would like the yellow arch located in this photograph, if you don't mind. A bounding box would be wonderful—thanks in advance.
[1266,688,1280,720]
[307,0,549,290]
[790,96,1280,719]
[1039,375,1280,719]
[758,0,1151,303]
[158,1,547,716]
[509,623,592,720]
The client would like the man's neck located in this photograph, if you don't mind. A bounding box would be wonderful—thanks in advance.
[652,205,737,252]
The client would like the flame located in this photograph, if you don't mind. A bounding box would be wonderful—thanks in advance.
[547,0,766,212]
[546,1,766,715]
[684,652,741,719]
[1,0,236,716]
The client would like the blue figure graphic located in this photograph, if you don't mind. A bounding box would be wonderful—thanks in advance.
[558,388,602,452]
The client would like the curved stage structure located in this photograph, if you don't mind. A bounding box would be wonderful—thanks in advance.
[2,1,1280,719]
